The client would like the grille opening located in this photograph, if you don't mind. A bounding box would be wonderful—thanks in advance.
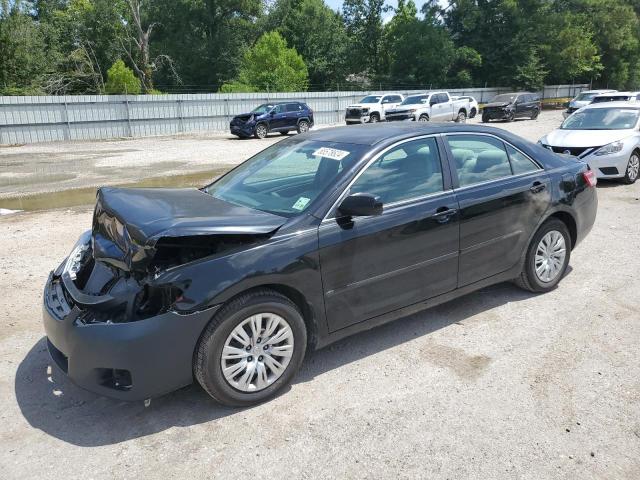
[96,368,133,391]
[599,167,619,175]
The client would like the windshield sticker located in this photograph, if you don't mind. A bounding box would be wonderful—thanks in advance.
[292,197,311,211]
[313,147,350,161]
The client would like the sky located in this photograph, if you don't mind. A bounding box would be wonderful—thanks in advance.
[325,0,400,18]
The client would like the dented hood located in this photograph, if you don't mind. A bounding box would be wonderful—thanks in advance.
[92,187,286,272]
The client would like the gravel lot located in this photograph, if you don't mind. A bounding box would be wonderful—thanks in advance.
[2,111,640,479]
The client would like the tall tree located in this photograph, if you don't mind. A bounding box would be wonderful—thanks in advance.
[342,0,388,78]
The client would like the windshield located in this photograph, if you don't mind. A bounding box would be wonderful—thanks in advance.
[400,95,428,105]
[561,108,640,130]
[492,94,516,103]
[251,104,274,114]
[360,95,381,104]
[592,95,629,103]
[574,92,600,102]
[204,139,367,217]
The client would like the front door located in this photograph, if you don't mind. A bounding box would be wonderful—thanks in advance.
[318,136,460,332]
[443,133,551,286]
[269,104,288,130]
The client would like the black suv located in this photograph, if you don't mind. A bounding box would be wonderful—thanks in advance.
[230,101,314,139]
[482,92,541,122]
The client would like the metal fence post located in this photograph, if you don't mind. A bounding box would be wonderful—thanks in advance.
[177,98,184,133]
[124,95,133,137]
[63,98,71,141]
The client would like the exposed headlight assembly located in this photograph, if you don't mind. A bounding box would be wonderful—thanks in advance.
[64,231,92,280]
[594,141,624,156]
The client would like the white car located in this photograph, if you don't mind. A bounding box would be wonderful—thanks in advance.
[452,95,479,118]
[345,93,404,124]
[591,91,640,104]
[563,89,617,118]
[384,92,471,123]
[539,101,640,184]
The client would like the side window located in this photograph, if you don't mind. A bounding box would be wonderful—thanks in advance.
[506,144,539,174]
[429,95,439,105]
[274,104,285,114]
[438,93,449,103]
[392,95,402,103]
[350,138,444,205]
[446,135,512,187]
[286,103,301,112]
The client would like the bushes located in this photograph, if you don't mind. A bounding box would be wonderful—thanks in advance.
[104,60,141,94]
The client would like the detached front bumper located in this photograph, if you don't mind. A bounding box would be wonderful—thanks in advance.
[230,123,255,137]
[43,271,218,401]
[482,109,513,120]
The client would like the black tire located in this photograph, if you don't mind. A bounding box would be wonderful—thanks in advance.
[531,109,540,120]
[514,219,571,293]
[455,110,467,123]
[418,114,429,122]
[194,289,307,407]
[280,131,289,136]
[505,111,515,122]
[254,123,268,139]
[622,151,639,184]
[481,113,490,123]
[470,107,477,118]
[297,120,310,134]
[369,113,380,123]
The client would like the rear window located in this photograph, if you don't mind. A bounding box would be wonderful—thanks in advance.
[286,103,303,112]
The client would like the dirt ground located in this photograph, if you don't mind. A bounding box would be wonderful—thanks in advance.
[1,111,640,479]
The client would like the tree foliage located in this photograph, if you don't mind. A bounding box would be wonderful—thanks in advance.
[104,59,141,94]
[4,0,640,94]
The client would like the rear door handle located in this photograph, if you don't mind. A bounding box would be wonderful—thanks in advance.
[530,182,546,194]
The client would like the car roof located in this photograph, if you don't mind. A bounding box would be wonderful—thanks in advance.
[594,91,639,97]
[304,123,516,146]
[581,89,616,94]
[581,100,640,110]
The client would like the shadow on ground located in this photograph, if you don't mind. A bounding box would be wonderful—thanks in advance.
[16,281,536,447]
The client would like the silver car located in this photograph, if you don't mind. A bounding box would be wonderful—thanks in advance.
[563,89,617,119]
[540,101,640,184]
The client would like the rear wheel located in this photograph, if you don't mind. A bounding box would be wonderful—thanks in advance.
[194,289,307,407]
[622,152,640,184]
[297,120,310,134]
[254,123,268,139]
[515,219,571,293]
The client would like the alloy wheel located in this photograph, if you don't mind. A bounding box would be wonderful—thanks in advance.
[220,313,294,392]
[418,115,429,122]
[534,230,567,283]
[255,124,267,138]
[627,154,640,182]
[298,121,309,133]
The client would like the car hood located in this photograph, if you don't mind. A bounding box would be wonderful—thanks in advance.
[569,100,590,109]
[387,106,420,112]
[484,101,511,108]
[347,103,376,109]
[92,187,286,272]
[543,129,635,147]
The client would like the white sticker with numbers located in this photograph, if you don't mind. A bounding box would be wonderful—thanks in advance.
[292,197,311,211]
[313,147,350,161]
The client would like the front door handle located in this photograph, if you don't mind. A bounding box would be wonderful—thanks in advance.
[431,207,458,222]
[530,182,546,194]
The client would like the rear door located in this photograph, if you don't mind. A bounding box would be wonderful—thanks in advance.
[444,133,551,286]
[285,103,303,129]
[318,136,459,331]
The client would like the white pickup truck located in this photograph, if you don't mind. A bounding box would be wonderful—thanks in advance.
[345,93,404,124]
[385,92,471,123]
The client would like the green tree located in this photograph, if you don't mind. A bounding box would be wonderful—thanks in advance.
[223,31,309,92]
[342,0,388,78]
[514,48,548,90]
[264,0,349,88]
[104,59,142,94]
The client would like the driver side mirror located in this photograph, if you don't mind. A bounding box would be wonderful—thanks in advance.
[270,110,276,115]
[430,99,437,106]
[338,193,383,217]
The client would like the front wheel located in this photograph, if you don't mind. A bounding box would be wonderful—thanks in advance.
[418,114,429,122]
[504,111,515,122]
[297,120,310,134]
[622,151,639,184]
[455,110,467,123]
[531,109,540,120]
[369,113,380,123]
[194,289,307,407]
[481,113,490,123]
[514,219,571,293]
[254,123,268,139]
[469,107,477,118]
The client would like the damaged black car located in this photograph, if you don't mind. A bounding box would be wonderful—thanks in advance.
[44,123,597,407]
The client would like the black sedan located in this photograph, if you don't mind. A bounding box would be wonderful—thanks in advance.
[43,123,597,407]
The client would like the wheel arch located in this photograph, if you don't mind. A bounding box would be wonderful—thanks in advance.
[545,210,577,249]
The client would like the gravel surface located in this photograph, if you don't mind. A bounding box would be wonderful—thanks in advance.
[2,111,640,479]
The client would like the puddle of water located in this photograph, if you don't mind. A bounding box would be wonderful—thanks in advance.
[0,167,229,212]
[0,173,77,187]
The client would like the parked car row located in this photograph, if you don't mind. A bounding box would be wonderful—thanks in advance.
[563,90,640,118]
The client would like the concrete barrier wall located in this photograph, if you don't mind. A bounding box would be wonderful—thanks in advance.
[0,85,588,144]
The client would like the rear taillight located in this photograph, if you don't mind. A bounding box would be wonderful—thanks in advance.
[583,169,597,187]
